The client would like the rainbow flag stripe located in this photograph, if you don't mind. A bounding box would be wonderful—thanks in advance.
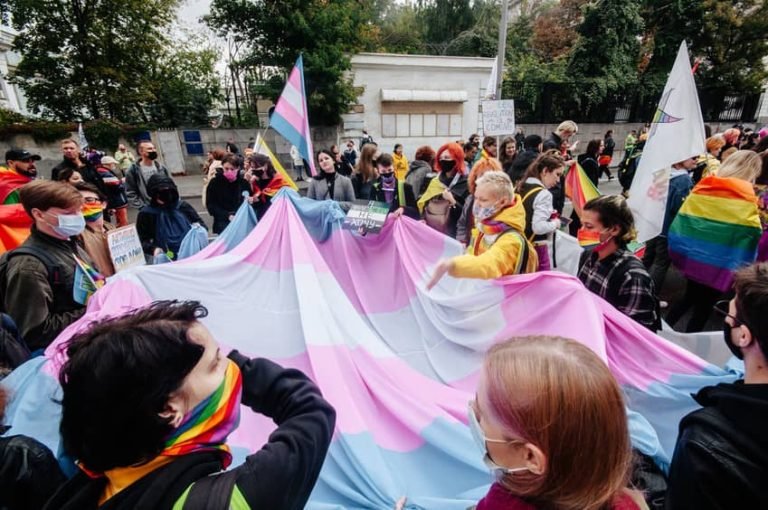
[669,176,761,292]
[564,161,601,218]
[0,204,32,254]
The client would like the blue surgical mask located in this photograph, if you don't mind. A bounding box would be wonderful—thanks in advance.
[467,402,530,479]
[46,212,86,237]
[473,202,499,222]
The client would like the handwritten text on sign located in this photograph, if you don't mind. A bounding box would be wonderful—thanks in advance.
[342,200,390,234]
[107,225,146,272]
[482,100,515,136]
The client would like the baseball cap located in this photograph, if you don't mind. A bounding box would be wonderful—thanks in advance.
[5,149,42,162]
[100,156,118,165]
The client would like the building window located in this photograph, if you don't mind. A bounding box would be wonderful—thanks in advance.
[381,101,463,138]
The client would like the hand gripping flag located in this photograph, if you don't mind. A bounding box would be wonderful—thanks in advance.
[270,55,317,176]
[628,41,706,242]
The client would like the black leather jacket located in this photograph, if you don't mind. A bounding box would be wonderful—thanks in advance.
[666,382,768,509]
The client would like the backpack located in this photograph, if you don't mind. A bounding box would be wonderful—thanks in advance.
[424,174,460,234]
[142,204,193,260]
[180,470,238,510]
[0,246,63,371]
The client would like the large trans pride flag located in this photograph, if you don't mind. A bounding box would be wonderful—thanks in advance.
[4,190,737,509]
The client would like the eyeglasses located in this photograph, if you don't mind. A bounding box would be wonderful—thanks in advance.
[713,300,750,330]
[82,197,102,204]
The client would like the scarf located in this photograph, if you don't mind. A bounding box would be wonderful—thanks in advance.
[163,359,242,464]
[323,172,337,200]
[473,209,514,253]
[78,359,242,500]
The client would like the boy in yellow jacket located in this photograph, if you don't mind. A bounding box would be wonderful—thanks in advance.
[427,171,537,288]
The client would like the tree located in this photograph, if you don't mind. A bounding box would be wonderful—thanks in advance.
[637,0,768,116]
[205,0,376,126]
[7,0,178,121]
[420,0,476,54]
[567,0,644,107]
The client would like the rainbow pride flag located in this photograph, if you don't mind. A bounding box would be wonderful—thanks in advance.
[0,204,32,253]
[564,161,600,219]
[4,190,737,508]
[669,175,761,292]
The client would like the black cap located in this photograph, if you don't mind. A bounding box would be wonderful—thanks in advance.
[5,149,42,162]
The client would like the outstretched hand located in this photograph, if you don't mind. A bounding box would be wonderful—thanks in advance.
[427,258,454,290]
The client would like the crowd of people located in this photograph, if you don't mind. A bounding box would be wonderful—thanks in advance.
[0,121,767,509]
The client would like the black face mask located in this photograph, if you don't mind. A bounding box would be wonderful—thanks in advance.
[723,321,745,360]
[438,160,456,173]
[147,151,159,161]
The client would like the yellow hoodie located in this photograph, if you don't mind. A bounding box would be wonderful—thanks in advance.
[450,197,538,279]
[392,152,409,181]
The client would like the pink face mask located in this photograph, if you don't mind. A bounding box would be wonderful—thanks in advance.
[223,169,238,182]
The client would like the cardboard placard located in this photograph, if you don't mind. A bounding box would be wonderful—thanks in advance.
[342,200,390,234]
[481,100,515,136]
[107,225,146,272]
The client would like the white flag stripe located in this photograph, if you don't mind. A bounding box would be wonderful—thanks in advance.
[628,41,706,243]
[279,83,305,117]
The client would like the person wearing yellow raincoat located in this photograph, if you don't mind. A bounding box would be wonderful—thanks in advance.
[427,171,537,288]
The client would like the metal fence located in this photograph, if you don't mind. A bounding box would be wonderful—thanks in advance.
[502,81,762,124]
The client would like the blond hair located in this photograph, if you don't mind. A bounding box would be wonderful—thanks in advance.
[468,157,502,194]
[475,171,514,201]
[719,149,762,183]
[483,336,632,510]
[556,120,578,136]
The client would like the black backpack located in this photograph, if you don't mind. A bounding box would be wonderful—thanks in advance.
[0,245,64,372]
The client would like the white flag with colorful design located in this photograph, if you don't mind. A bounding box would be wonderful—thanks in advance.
[628,41,706,242]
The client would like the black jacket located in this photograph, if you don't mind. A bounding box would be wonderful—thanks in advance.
[1,228,88,350]
[542,132,563,152]
[52,158,106,195]
[0,432,65,510]
[43,352,336,510]
[370,177,419,219]
[578,152,600,187]
[205,174,250,234]
[666,382,768,510]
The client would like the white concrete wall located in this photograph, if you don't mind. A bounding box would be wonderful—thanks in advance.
[346,53,495,157]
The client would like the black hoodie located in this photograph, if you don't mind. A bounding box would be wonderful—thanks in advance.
[136,175,207,257]
[666,382,768,509]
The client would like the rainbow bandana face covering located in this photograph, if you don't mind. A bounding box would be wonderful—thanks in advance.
[82,203,106,223]
[163,359,243,468]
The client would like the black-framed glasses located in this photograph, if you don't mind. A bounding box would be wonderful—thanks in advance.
[713,300,749,329]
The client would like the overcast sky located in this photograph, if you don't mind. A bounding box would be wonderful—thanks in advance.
[179,0,212,28]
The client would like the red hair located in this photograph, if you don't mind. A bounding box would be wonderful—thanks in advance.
[434,142,466,175]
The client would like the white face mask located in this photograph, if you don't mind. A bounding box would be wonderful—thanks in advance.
[45,212,86,238]
[467,402,530,479]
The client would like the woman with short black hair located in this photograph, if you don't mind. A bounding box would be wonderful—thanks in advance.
[47,300,336,510]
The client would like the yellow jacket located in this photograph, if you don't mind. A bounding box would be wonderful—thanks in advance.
[450,198,538,279]
[393,153,409,181]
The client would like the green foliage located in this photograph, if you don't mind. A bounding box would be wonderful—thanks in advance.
[83,119,123,150]
[205,0,375,126]
[566,0,644,107]
[6,0,219,127]
[0,108,73,143]
[421,0,476,51]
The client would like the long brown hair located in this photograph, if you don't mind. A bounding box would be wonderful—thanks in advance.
[355,144,378,183]
[515,151,565,193]
[482,336,632,510]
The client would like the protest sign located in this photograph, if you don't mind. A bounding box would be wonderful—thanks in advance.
[481,100,515,136]
[342,200,390,234]
[107,225,146,272]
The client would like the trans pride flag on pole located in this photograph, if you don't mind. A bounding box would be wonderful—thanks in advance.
[270,55,317,176]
